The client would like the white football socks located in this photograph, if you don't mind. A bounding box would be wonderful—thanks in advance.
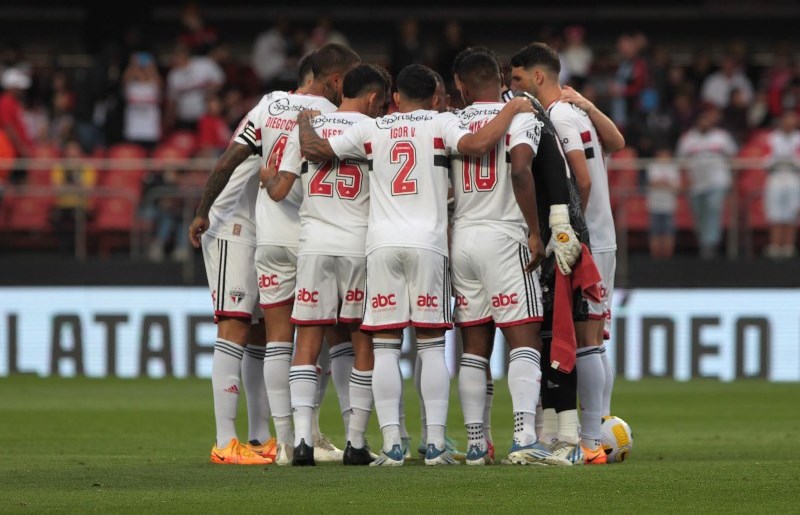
[508,347,542,447]
[599,345,614,417]
[348,369,373,449]
[329,342,355,434]
[413,353,425,443]
[241,344,270,444]
[373,338,402,452]
[264,341,293,445]
[557,409,580,445]
[459,353,488,451]
[289,365,318,448]
[484,378,494,444]
[417,337,448,450]
[542,407,558,445]
[576,346,604,449]
[212,339,243,447]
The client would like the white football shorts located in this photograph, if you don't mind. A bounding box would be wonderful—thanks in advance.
[255,244,298,309]
[451,227,544,327]
[361,247,452,331]
[588,250,616,339]
[290,254,366,325]
[202,235,260,322]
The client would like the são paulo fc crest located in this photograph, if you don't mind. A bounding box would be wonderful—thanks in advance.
[229,287,246,305]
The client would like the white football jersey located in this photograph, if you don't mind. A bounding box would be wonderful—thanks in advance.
[450,102,542,244]
[235,91,337,247]
[205,117,260,245]
[328,110,470,256]
[548,100,617,252]
[280,111,371,257]
[675,128,736,193]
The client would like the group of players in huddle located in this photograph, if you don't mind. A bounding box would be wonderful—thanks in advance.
[188,40,624,467]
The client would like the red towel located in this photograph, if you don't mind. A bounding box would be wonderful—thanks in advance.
[550,244,603,373]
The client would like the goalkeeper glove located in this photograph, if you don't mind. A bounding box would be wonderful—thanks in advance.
[546,204,581,275]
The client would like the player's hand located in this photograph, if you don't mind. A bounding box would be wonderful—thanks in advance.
[526,234,546,273]
[188,216,209,249]
[546,204,581,275]
[259,151,279,189]
[298,109,321,122]
[503,97,535,115]
[560,85,594,114]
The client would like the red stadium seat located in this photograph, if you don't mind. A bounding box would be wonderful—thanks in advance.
[90,196,138,255]
[2,193,53,232]
[163,130,197,156]
[27,143,62,186]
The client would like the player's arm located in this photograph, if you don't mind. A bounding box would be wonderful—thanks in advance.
[297,110,337,162]
[560,85,625,153]
[189,142,252,248]
[565,150,592,213]
[456,98,535,156]
[264,128,301,201]
[509,144,545,271]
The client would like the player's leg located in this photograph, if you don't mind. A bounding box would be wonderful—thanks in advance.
[288,254,339,466]
[242,318,276,460]
[408,248,456,466]
[256,244,297,464]
[451,231,493,465]
[324,322,354,444]
[338,255,375,465]
[575,316,607,464]
[362,248,408,466]
[459,324,493,464]
[203,236,270,465]
[595,251,617,418]
[412,350,423,456]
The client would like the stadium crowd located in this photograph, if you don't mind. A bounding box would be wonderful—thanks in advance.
[0,2,799,259]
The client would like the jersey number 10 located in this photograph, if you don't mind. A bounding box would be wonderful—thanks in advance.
[462,147,498,192]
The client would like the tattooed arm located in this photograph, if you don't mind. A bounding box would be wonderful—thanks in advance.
[188,142,252,248]
[297,110,337,163]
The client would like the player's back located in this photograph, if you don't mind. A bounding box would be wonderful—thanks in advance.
[548,100,616,252]
[362,109,464,256]
[295,111,371,257]
[236,91,337,247]
[451,102,541,243]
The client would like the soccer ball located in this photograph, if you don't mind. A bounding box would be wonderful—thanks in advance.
[601,415,633,463]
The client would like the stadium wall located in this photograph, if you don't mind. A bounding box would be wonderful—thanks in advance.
[1,287,796,382]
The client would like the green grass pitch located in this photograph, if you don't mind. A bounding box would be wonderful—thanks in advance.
[1,376,799,513]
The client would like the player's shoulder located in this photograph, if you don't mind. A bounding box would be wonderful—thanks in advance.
[375,109,437,129]
[312,111,369,129]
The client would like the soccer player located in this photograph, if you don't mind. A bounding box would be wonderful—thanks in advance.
[296,63,535,466]
[510,42,625,464]
[449,50,573,467]
[262,64,391,466]
[188,132,273,465]
[193,43,361,465]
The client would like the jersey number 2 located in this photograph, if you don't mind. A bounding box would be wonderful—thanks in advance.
[390,141,417,195]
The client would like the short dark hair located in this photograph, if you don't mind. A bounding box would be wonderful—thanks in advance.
[432,70,445,88]
[452,46,499,77]
[510,42,561,75]
[311,43,361,79]
[342,64,391,99]
[454,51,500,90]
[297,52,315,86]
[396,64,437,101]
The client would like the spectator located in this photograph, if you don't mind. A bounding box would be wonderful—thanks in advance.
[178,1,219,56]
[676,106,738,259]
[0,40,32,78]
[196,93,230,156]
[646,147,681,258]
[122,51,162,150]
[251,18,291,92]
[610,32,649,129]
[144,163,189,262]
[560,25,592,89]
[49,140,96,254]
[164,43,225,132]
[0,68,34,184]
[389,18,425,76]
[701,54,754,109]
[48,70,76,148]
[721,88,751,145]
[763,110,800,258]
